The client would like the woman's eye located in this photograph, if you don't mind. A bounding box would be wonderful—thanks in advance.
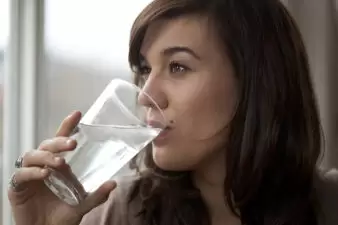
[169,62,189,74]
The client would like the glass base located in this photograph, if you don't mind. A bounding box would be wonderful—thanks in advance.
[44,168,86,206]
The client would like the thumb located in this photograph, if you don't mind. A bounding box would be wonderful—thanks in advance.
[76,180,117,216]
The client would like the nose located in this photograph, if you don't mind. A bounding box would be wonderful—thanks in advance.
[137,77,168,111]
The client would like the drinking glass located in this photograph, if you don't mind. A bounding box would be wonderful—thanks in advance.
[44,78,166,206]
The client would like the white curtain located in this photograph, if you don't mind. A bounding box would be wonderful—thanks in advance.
[282,0,338,169]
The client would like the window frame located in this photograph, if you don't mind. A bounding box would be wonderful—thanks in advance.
[2,1,45,224]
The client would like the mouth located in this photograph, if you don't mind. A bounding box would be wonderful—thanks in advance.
[147,120,170,129]
[152,126,171,145]
[147,119,173,145]
[159,126,171,133]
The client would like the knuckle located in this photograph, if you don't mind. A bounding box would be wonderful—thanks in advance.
[24,150,54,166]
[29,150,41,158]
[25,167,43,180]
[12,167,45,185]
[38,138,53,150]
[33,149,50,159]
[22,151,31,160]
[55,136,67,143]
[13,169,24,181]
[42,151,55,160]
[33,167,43,175]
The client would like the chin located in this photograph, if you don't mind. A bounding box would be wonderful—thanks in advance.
[151,147,195,171]
[152,149,174,170]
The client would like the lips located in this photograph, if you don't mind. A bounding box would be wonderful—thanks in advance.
[158,127,171,136]
[147,119,172,145]
[153,127,171,146]
[147,120,168,129]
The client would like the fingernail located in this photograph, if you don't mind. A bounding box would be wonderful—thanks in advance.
[54,157,62,162]
[66,139,74,146]
[67,111,78,119]
[41,168,48,174]
[67,112,74,119]
[107,181,117,189]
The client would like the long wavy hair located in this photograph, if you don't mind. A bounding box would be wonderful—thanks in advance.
[126,0,322,224]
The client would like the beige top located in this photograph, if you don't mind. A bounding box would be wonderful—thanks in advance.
[80,170,338,225]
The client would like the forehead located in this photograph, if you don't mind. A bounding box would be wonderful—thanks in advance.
[140,15,219,57]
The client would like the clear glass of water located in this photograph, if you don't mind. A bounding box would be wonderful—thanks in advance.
[44,78,166,206]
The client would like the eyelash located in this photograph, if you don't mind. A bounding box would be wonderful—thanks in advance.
[169,61,190,74]
[138,61,190,76]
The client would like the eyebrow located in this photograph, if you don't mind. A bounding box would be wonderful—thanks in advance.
[162,46,201,60]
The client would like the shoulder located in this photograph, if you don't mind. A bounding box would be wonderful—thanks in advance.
[314,168,338,225]
[80,175,142,225]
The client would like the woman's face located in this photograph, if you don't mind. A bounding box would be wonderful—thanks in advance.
[138,14,238,171]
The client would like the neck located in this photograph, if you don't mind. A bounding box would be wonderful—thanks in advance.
[192,149,241,225]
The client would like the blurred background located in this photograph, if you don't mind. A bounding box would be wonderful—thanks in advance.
[0,0,337,224]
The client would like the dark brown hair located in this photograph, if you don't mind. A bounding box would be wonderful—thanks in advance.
[127,0,322,224]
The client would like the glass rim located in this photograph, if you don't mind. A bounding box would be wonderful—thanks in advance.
[81,78,167,129]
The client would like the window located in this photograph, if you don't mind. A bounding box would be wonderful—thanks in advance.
[0,0,9,222]
[42,0,151,142]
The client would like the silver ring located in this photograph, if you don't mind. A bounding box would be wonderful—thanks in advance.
[14,156,24,169]
[9,174,22,192]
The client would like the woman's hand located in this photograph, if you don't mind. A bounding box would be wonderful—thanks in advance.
[8,111,116,225]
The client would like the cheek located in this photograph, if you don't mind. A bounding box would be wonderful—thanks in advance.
[153,133,229,172]
[153,76,237,171]
[175,82,236,141]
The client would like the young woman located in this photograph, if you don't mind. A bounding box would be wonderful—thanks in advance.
[9,0,338,224]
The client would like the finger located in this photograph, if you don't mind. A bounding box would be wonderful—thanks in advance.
[76,181,117,215]
[56,111,82,137]
[9,167,50,192]
[21,150,65,168]
[38,137,77,153]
